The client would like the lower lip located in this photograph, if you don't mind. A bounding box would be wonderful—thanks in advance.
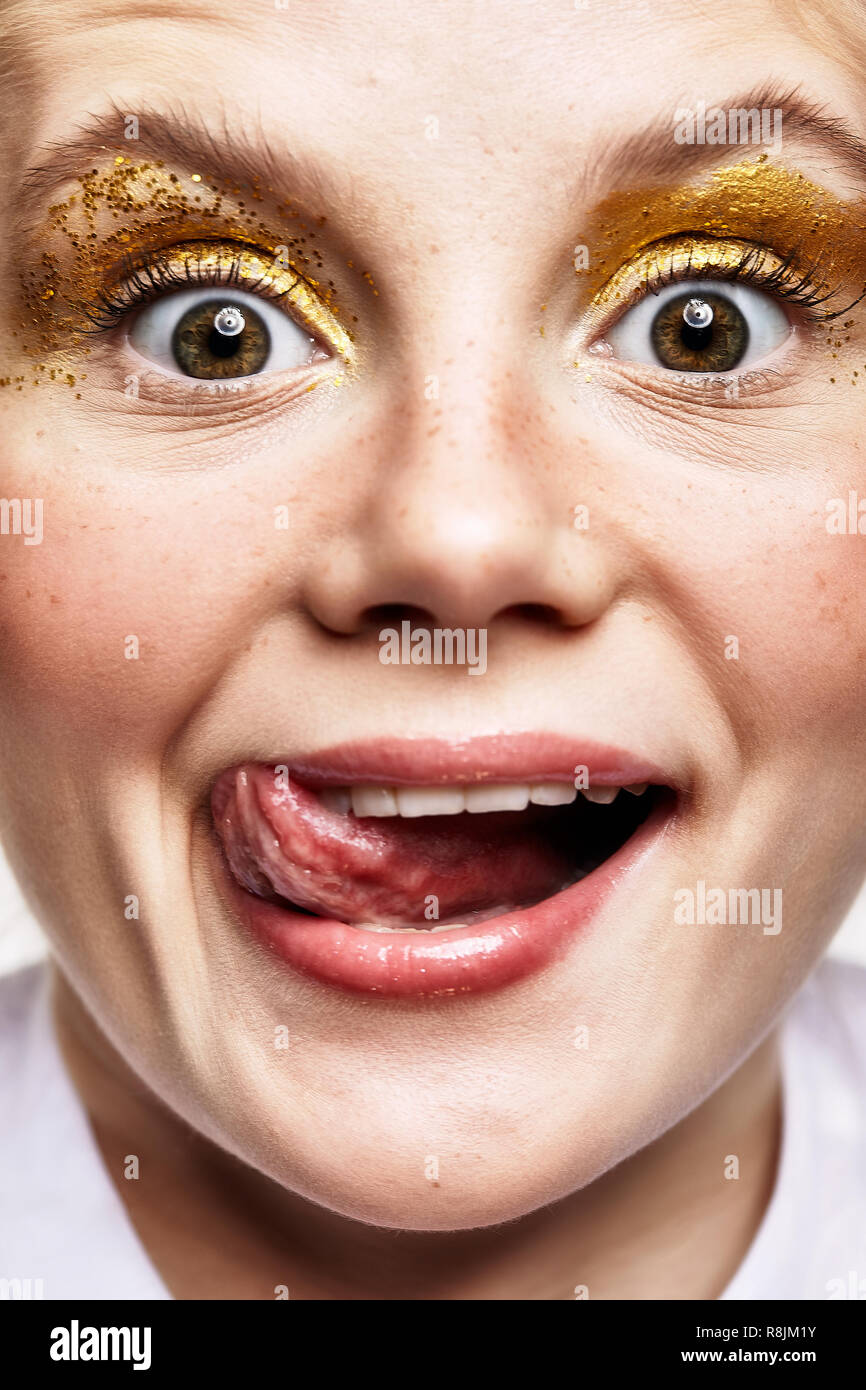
[214,797,672,998]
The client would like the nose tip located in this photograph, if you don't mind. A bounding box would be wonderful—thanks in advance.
[306,497,616,638]
[361,507,548,631]
[301,354,620,643]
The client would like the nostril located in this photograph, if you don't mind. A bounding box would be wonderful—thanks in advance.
[362,603,436,634]
[499,602,570,627]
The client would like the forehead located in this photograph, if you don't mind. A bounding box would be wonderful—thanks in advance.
[0,0,862,268]
[0,0,833,149]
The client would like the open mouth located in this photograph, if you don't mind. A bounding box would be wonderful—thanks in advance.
[210,741,678,996]
[213,768,669,933]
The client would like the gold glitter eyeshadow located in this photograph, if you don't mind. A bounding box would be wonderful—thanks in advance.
[589,237,790,324]
[12,155,362,377]
[580,157,866,309]
[111,242,356,364]
[9,149,866,394]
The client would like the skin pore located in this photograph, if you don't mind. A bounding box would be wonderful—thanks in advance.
[2,0,866,1298]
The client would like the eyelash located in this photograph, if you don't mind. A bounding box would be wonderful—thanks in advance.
[604,238,858,327]
[75,235,861,388]
[79,246,311,335]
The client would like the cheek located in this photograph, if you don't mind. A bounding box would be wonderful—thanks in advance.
[0,455,292,746]
[642,462,866,748]
[725,528,866,734]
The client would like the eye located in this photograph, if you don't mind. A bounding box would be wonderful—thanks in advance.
[604,279,791,374]
[128,286,322,380]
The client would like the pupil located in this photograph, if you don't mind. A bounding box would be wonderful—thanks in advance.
[208,326,243,359]
[680,319,713,352]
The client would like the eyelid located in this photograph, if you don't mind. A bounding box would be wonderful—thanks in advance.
[89,240,356,366]
[581,236,834,340]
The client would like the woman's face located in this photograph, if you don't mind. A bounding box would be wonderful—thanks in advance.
[2,0,865,1230]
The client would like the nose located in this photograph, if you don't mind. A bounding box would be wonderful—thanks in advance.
[303,356,620,638]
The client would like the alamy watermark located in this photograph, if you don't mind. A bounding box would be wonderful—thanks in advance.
[379,621,487,675]
[0,498,42,545]
[674,101,782,154]
[826,491,866,534]
[0,1276,44,1299]
[674,880,782,935]
[49,1321,151,1370]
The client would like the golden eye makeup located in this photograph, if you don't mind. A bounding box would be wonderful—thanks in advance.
[92,243,349,381]
[576,157,866,383]
[8,149,866,396]
[582,159,866,305]
[8,156,359,389]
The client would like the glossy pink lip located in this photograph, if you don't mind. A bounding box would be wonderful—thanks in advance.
[286,733,674,789]
[211,734,679,999]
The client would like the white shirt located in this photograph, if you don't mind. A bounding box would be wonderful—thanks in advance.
[1,958,865,1300]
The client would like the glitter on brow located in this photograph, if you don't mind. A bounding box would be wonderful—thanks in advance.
[7,101,373,382]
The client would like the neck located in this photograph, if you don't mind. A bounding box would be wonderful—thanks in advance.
[50,963,781,1301]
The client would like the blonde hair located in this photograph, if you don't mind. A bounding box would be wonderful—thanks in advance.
[771,0,866,79]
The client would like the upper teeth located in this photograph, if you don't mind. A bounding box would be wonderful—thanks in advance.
[317,781,650,818]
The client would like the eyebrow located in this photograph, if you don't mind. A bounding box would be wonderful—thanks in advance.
[12,100,334,232]
[12,82,866,240]
[589,82,866,194]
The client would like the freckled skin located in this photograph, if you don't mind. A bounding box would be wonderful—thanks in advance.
[0,0,865,1299]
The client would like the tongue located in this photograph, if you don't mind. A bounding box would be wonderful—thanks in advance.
[212,765,579,927]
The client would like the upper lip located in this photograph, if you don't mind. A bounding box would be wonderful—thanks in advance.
[265,732,681,791]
